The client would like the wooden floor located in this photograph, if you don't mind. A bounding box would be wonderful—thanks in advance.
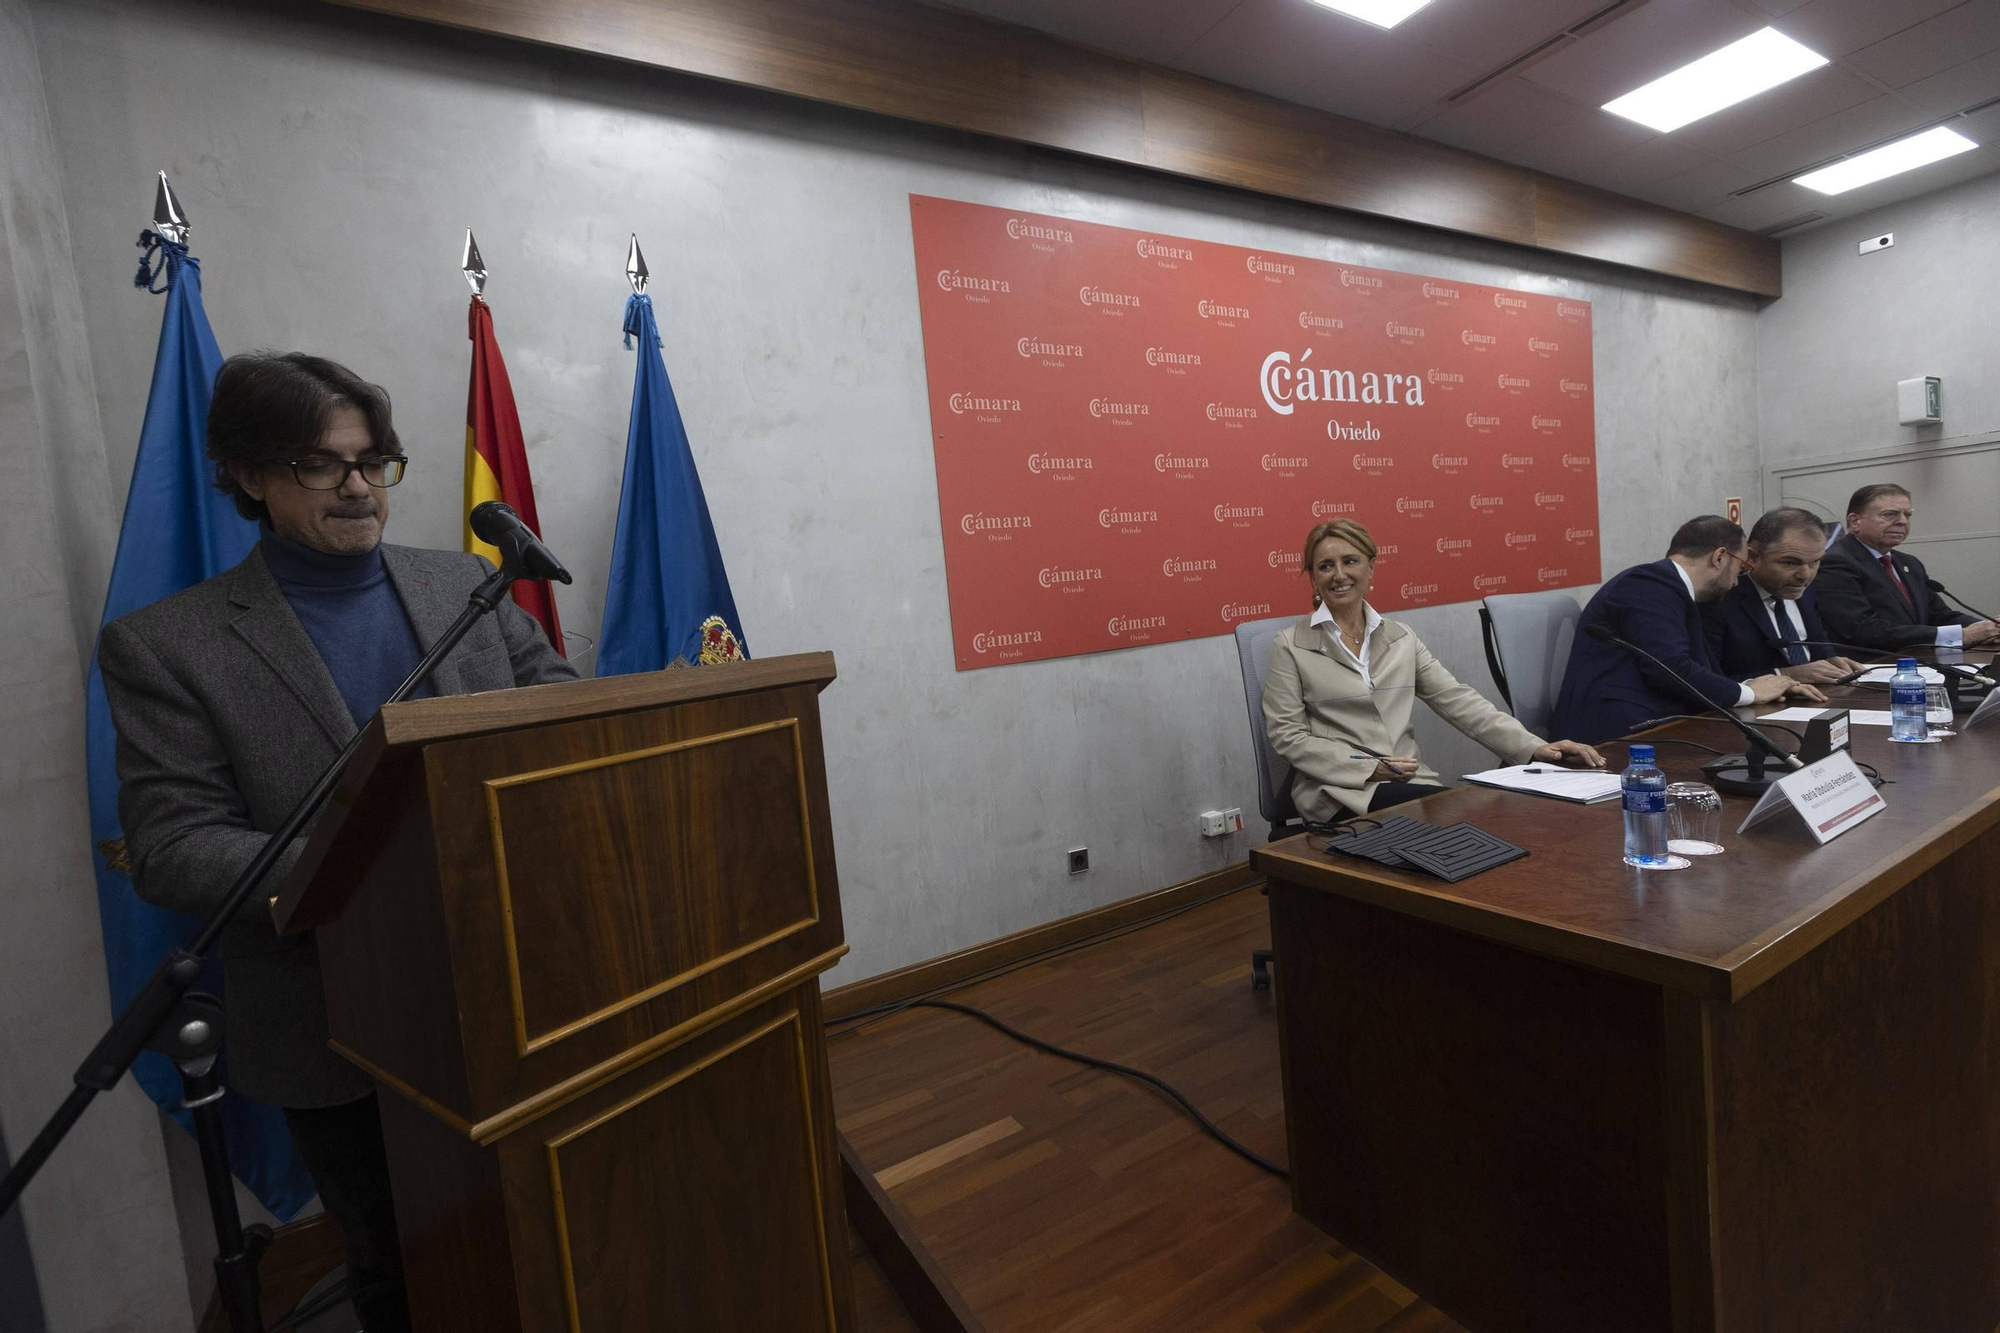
[828,884,1469,1333]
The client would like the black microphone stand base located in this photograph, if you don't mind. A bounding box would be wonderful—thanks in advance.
[1701,753,1790,797]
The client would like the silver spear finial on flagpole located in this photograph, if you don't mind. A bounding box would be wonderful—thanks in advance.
[625,233,649,295]
[152,172,190,245]
[461,228,487,297]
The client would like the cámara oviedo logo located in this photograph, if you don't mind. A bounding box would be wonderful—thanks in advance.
[1422,282,1460,302]
[1529,337,1560,356]
[1385,320,1426,342]
[1198,299,1251,322]
[1562,453,1593,470]
[1164,556,1218,579]
[1221,600,1272,623]
[1501,453,1534,470]
[1205,403,1257,424]
[1267,548,1303,568]
[936,269,1012,296]
[949,391,1022,415]
[1261,453,1308,472]
[1565,527,1595,544]
[1557,301,1589,321]
[1534,492,1564,509]
[972,627,1043,656]
[1432,453,1470,470]
[1039,565,1103,589]
[1079,286,1141,312]
[1400,581,1440,598]
[1533,415,1562,433]
[1145,347,1203,370]
[1087,397,1150,421]
[1461,330,1497,350]
[1493,292,1528,312]
[1497,373,1530,393]
[1469,493,1505,511]
[1436,536,1472,554]
[1260,349,1427,415]
[1299,311,1345,333]
[1214,502,1265,524]
[1098,506,1159,529]
[962,511,1033,536]
[1017,334,1083,360]
[1474,573,1508,591]
[1339,268,1385,291]
[1154,452,1211,473]
[1006,217,1072,245]
[1107,614,1167,639]
[1396,497,1434,515]
[1311,500,1356,518]
[1247,254,1296,278]
[1465,412,1499,431]
[1560,378,1591,396]
[1027,452,1092,476]
[1504,531,1538,548]
[1137,238,1194,263]
[1537,567,1569,584]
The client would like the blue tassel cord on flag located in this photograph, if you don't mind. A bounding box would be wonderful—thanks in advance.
[83,230,314,1219]
[598,293,749,674]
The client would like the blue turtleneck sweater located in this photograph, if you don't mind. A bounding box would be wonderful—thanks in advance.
[260,528,433,728]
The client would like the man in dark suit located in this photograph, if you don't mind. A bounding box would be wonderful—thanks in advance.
[1552,515,1824,744]
[1816,482,2000,651]
[1704,506,1866,682]
[99,353,575,1333]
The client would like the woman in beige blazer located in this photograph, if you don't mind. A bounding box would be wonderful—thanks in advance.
[1263,519,1604,822]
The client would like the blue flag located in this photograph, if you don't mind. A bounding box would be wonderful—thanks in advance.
[83,231,314,1219]
[598,294,749,672]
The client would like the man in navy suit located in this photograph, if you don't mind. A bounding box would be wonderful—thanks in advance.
[1552,515,1825,743]
[1815,483,2000,651]
[1703,506,1866,682]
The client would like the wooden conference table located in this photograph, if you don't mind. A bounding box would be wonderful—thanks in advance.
[1250,674,2000,1333]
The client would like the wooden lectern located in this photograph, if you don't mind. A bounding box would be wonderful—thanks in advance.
[273,653,854,1332]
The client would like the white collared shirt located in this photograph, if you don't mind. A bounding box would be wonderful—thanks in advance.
[1851,535,1958,647]
[1311,600,1385,690]
[1671,562,1754,706]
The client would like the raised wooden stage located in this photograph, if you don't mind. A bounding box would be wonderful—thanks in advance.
[829,884,1466,1332]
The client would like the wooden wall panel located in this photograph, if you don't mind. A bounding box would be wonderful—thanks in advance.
[323,0,1781,297]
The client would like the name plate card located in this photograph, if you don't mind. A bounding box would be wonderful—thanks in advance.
[1737,751,1885,844]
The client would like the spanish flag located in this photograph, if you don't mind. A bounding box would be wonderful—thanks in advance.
[464,295,564,653]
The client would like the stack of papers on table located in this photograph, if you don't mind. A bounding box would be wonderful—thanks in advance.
[1462,765,1622,804]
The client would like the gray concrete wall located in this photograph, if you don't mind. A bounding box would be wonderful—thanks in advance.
[0,1,194,1329]
[11,0,1765,1319]
[1757,169,2000,612]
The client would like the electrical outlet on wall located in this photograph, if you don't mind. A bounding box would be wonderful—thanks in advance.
[1859,232,1893,255]
[1067,846,1089,874]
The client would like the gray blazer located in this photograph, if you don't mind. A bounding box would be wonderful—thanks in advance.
[98,542,576,1107]
[1262,612,1544,821]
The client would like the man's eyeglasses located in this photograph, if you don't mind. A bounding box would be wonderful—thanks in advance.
[277,456,408,490]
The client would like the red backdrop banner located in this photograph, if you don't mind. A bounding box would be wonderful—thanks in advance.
[910,195,1601,670]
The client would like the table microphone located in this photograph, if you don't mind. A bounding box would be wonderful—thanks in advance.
[1582,623,1801,793]
[1794,637,1998,689]
[1929,579,2000,625]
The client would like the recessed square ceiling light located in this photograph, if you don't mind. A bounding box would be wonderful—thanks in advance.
[1794,125,1979,194]
[1305,0,1434,30]
[1602,27,1827,133]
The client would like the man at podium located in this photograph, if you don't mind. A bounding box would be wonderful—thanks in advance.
[98,352,575,1333]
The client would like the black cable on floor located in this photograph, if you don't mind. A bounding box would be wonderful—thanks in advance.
[904,999,1288,1180]
[823,879,1259,1042]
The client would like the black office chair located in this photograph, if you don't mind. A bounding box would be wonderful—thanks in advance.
[1232,615,1305,990]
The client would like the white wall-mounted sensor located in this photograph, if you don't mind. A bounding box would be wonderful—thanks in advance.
[1859,233,1894,255]
[1897,376,1941,425]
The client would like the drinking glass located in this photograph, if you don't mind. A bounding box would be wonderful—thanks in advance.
[1927,684,1955,737]
[1665,782,1724,856]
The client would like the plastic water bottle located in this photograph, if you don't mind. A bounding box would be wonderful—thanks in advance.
[1890,656,1928,742]
[1621,743,1669,868]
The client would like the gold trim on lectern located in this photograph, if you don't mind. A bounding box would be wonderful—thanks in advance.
[484,718,821,1056]
[544,1010,840,1333]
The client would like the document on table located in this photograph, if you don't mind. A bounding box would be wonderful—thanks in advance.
[1761,707,1896,725]
[1462,765,1622,804]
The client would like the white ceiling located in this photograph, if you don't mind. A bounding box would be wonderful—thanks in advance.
[933,0,2000,236]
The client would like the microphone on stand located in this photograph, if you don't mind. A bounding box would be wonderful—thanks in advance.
[1927,579,1999,625]
[1582,623,1801,795]
[471,500,572,584]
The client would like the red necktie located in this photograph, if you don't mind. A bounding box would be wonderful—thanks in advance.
[1881,553,1914,608]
